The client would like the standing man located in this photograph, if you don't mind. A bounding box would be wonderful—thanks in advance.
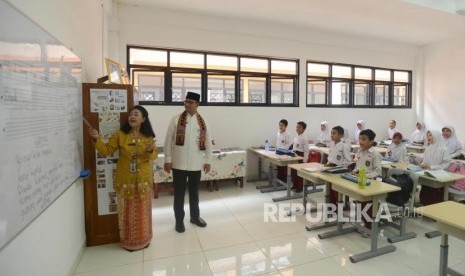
[164,92,212,233]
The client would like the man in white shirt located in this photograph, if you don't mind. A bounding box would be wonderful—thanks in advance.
[164,92,212,233]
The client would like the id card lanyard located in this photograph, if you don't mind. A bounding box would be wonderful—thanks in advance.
[130,138,139,174]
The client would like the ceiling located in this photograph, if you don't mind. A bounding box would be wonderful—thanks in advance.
[115,0,465,46]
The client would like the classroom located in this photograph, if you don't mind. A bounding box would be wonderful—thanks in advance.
[1,0,465,275]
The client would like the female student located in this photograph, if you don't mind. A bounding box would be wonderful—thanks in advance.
[89,105,157,251]
[290,121,308,193]
[419,130,451,205]
[385,132,407,162]
[276,119,292,183]
[411,121,427,145]
[352,120,365,144]
[387,119,400,140]
[316,121,331,147]
[442,125,462,158]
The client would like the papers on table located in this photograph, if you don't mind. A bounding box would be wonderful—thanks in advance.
[423,170,452,180]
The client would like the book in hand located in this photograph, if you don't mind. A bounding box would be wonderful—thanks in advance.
[423,170,451,179]
[340,173,372,186]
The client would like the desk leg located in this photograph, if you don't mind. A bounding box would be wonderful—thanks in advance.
[439,234,448,276]
[306,182,336,231]
[426,184,453,239]
[272,167,303,202]
[253,157,270,186]
[260,164,287,193]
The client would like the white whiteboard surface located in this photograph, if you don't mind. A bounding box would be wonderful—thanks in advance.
[0,0,83,250]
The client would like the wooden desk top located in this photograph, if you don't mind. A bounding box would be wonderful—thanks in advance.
[248,148,304,162]
[421,201,465,232]
[382,161,465,183]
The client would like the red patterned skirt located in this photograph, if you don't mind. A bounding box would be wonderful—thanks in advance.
[117,192,153,250]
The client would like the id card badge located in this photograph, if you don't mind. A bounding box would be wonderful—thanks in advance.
[130,162,137,173]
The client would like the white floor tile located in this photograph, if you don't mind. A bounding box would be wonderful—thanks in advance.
[143,231,202,261]
[74,262,142,276]
[279,257,351,276]
[142,252,211,276]
[239,217,297,241]
[195,221,253,250]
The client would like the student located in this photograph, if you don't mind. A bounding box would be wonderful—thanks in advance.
[276,119,292,183]
[326,126,352,167]
[352,129,382,229]
[385,132,407,162]
[352,129,382,179]
[352,120,365,144]
[316,121,331,147]
[419,130,451,205]
[387,119,400,139]
[442,125,462,158]
[342,127,352,145]
[290,121,308,193]
[411,121,427,145]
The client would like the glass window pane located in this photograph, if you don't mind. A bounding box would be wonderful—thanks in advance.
[307,79,326,105]
[271,60,297,75]
[354,67,372,80]
[374,84,390,105]
[206,55,238,71]
[170,52,204,69]
[133,71,164,101]
[354,82,370,105]
[240,58,268,73]
[394,71,409,82]
[332,65,351,78]
[172,73,202,102]
[240,76,266,103]
[375,69,391,81]
[271,78,294,104]
[307,63,329,77]
[207,75,235,103]
[394,84,408,106]
[331,81,349,105]
[129,48,167,66]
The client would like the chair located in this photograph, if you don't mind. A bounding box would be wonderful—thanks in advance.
[380,168,418,243]
[449,187,465,203]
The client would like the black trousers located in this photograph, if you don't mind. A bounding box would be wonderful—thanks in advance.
[172,169,201,222]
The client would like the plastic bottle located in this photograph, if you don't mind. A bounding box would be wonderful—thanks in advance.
[358,166,366,189]
[264,140,270,152]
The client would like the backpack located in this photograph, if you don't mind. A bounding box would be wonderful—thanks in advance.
[307,150,321,163]
[383,173,414,206]
[447,162,465,190]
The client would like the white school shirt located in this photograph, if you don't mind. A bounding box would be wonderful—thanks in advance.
[353,147,382,179]
[386,143,407,162]
[276,130,292,150]
[422,130,451,170]
[411,122,427,144]
[327,141,352,166]
[442,125,462,158]
[164,112,212,171]
[293,133,309,161]
[387,128,401,139]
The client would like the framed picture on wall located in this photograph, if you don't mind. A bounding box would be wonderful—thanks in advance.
[105,58,124,84]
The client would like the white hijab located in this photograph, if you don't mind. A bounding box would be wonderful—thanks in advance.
[442,125,462,155]
[353,120,365,143]
[411,121,427,144]
[423,130,450,169]
[343,127,351,144]
[317,121,331,144]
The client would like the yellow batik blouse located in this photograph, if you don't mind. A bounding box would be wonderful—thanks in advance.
[95,130,158,199]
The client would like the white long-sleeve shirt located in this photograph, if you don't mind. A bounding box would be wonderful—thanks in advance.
[353,147,382,179]
[293,133,309,161]
[164,112,212,171]
[276,131,292,150]
[386,143,407,162]
[327,141,352,166]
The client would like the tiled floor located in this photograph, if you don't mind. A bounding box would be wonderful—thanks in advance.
[74,181,465,276]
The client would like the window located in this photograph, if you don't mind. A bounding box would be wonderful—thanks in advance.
[306,61,412,108]
[128,46,298,106]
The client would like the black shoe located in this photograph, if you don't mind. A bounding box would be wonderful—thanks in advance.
[175,221,185,233]
[190,217,207,227]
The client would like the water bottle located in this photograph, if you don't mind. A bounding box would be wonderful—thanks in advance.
[358,166,366,189]
[264,140,270,152]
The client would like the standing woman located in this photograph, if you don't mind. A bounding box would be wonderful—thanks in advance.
[89,105,157,251]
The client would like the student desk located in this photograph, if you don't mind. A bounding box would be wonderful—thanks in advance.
[406,144,426,153]
[421,201,465,276]
[246,147,271,185]
[247,148,304,201]
[316,174,401,263]
[382,161,465,238]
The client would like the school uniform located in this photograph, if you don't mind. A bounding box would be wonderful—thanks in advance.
[442,125,462,158]
[411,122,427,144]
[290,133,308,191]
[327,140,352,205]
[353,120,365,144]
[276,130,292,182]
[386,143,407,162]
[420,130,452,205]
[317,121,331,146]
[387,128,401,139]
[353,147,382,179]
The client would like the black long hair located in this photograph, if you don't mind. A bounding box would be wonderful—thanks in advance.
[121,105,156,138]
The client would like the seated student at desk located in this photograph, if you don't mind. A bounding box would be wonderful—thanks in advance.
[352,129,382,229]
[326,126,352,204]
[419,130,451,205]
[290,121,308,193]
[352,120,365,145]
[387,119,401,140]
[442,125,462,159]
[385,132,407,162]
[276,119,292,183]
[316,121,331,147]
[411,121,427,145]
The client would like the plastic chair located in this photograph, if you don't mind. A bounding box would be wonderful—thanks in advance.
[380,168,418,243]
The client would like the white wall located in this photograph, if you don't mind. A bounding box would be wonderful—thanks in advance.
[0,1,103,275]
[114,4,422,149]
[423,35,465,141]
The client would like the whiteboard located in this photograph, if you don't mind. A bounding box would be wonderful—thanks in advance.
[0,0,83,250]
